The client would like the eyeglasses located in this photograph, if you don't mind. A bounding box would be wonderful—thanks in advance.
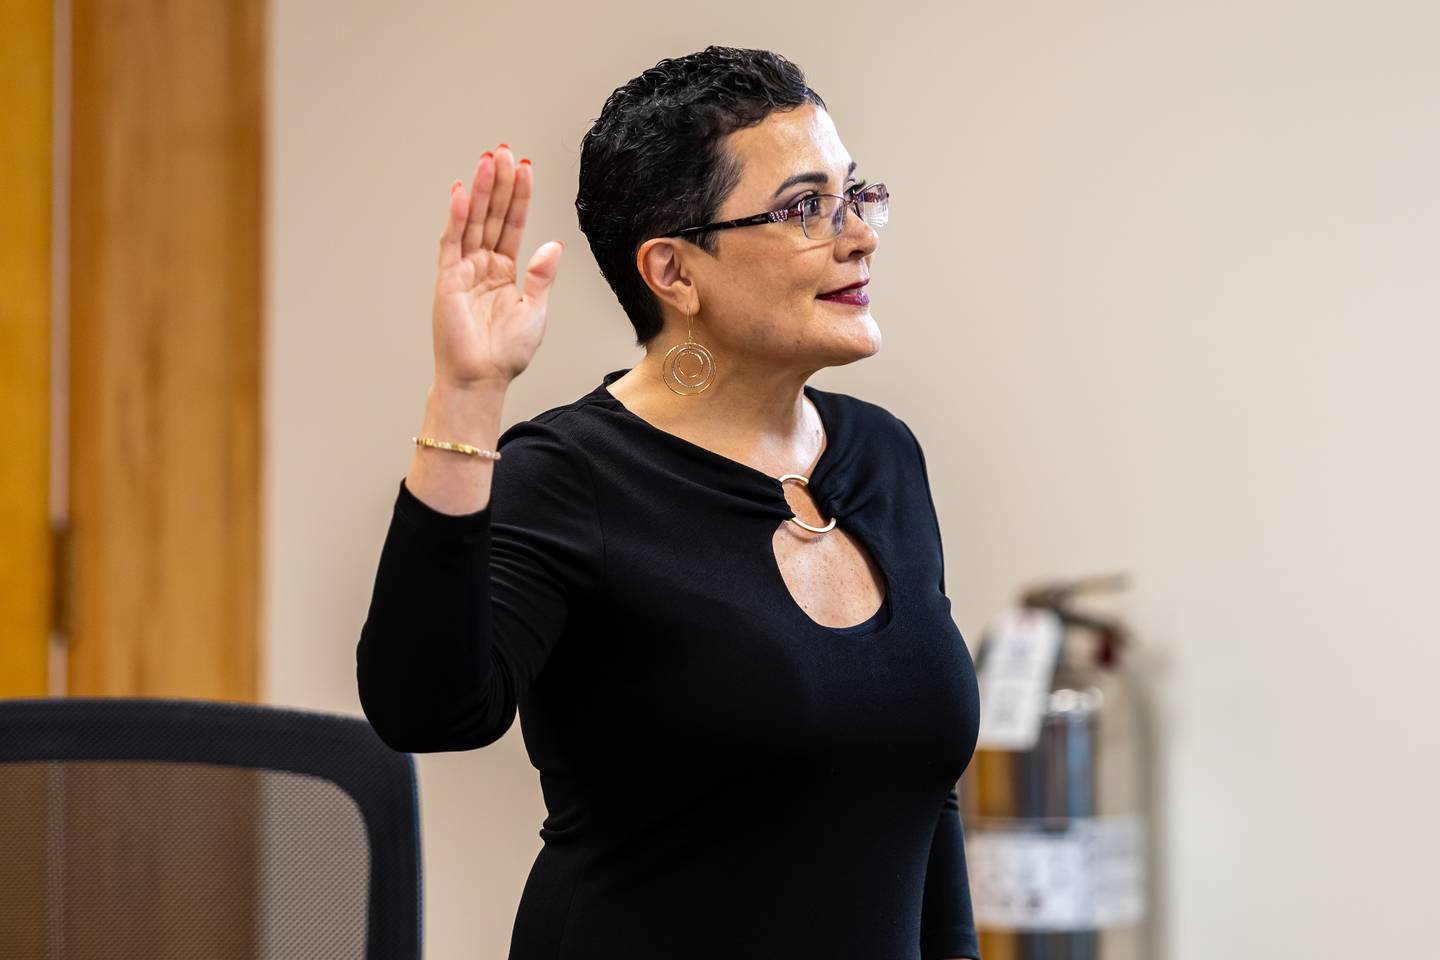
[658,182,889,242]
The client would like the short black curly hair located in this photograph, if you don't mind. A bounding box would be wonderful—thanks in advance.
[575,46,827,347]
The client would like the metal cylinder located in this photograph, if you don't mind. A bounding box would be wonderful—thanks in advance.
[958,578,1154,960]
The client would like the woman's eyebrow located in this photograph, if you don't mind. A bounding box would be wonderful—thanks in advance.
[771,160,858,199]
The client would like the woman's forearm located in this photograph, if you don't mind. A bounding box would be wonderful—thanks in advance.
[404,378,508,515]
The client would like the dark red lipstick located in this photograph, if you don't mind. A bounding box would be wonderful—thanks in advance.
[817,278,870,306]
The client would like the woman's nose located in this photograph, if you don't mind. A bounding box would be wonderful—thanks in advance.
[837,205,879,254]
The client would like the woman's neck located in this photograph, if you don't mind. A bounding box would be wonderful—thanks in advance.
[606,360,826,477]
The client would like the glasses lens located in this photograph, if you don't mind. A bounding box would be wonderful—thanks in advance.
[801,184,889,239]
[859,182,889,230]
[799,196,827,238]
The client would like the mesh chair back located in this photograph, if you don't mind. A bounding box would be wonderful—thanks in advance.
[0,697,421,960]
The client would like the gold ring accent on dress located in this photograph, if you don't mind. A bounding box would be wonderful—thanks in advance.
[778,473,837,533]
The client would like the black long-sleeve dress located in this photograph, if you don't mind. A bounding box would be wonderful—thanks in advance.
[357,367,982,959]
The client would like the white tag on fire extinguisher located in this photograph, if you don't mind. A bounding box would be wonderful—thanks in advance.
[974,606,1063,751]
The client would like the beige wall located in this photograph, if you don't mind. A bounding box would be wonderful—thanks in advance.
[265,2,1439,957]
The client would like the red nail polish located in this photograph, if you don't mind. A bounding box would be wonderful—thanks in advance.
[482,151,493,159]
[519,158,531,165]
[498,143,509,149]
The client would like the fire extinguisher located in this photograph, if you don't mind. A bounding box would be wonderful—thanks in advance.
[958,574,1155,960]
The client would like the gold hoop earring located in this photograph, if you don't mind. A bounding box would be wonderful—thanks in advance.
[662,304,716,396]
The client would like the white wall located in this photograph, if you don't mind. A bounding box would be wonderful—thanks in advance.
[265,2,1440,957]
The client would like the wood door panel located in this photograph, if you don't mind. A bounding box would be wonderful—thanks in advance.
[0,0,53,700]
[67,0,263,701]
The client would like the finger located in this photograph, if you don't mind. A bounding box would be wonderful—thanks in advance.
[494,158,532,264]
[461,152,495,257]
[521,240,565,315]
[439,179,467,269]
[481,145,517,252]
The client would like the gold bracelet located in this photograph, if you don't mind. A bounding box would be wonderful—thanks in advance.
[412,436,502,460]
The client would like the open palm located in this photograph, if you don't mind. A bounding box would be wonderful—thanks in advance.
[432,145,564,389]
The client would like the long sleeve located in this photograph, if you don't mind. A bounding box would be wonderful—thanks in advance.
[355,418,604,753]
[921,786,981,960]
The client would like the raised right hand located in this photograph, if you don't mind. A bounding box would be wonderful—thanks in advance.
[432,144,565,390]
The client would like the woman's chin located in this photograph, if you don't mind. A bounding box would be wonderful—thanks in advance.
[820,310,881,359]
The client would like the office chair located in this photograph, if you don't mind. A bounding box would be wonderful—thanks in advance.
[0,697,422,959]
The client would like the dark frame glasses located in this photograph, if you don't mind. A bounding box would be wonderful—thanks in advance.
[657,182,889,242]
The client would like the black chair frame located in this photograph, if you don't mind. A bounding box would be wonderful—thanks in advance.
[0,696,422,960]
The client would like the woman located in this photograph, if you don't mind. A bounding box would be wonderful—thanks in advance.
[358,46,981,960]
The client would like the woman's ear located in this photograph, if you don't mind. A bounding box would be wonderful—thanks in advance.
[635,236,697,318]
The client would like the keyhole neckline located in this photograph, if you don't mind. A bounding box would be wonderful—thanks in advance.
[590,368,895,637]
